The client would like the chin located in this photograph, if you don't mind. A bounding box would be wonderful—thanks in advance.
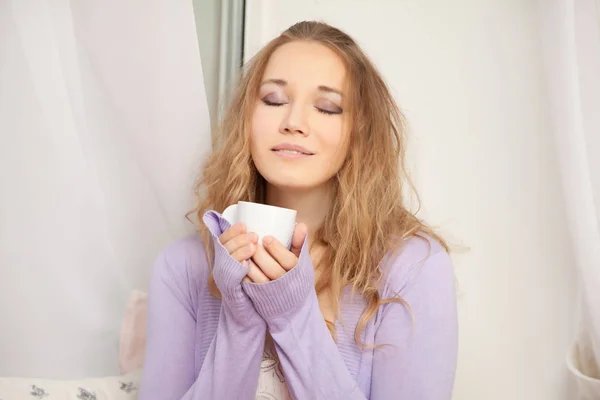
[261,171,326,191]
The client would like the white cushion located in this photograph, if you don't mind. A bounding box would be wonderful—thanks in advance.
[0,369,142,400]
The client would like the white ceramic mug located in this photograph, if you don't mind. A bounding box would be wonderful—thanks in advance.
[222,201,297,249]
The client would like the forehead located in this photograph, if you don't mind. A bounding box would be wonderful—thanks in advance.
[262,41,347,90]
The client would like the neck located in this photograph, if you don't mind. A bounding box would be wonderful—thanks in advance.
[265,183,334,239]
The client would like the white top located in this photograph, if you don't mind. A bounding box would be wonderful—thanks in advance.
[255,335,293,400]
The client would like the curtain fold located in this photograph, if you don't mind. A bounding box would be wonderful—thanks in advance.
[0,0,210,378]
[538,0,600,397]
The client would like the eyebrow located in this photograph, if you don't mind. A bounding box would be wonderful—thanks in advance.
[261,78,343,96]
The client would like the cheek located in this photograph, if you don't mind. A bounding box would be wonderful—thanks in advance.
[319,120,349,164]
[251,106,280,135]
[250,110,262,140]
[250,109,270,152]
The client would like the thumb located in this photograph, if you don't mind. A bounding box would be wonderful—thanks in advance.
[290,223,308,258]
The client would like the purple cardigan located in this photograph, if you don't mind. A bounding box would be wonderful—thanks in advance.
[139,211,458,399]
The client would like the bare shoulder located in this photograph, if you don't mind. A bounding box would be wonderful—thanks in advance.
[379,233,453,297]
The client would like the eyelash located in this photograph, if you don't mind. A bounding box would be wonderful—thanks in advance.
[262,99,342,115]
[316,108,339,115]
[262,99,285,107]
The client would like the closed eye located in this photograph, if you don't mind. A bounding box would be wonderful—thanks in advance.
[314,99,343,115]
[262,98,287,107]
[262,98,342,114]
[315,106,343,115]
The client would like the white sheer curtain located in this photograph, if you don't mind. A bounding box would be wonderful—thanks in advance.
[538,0,600,397]
[0,0,210,378]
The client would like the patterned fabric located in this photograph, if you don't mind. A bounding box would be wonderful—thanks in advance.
[0,370,141,400]
[256,335,292,400]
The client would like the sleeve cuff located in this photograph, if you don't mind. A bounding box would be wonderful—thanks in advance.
[202,210,250,305]
[242,237,315,319]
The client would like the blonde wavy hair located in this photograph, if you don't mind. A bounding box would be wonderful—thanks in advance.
[192,21,447,345]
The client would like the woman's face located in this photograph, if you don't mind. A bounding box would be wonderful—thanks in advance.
[250,41,350,191]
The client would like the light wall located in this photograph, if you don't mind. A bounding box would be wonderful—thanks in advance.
[244,1,577,398]
[193,0,221,125]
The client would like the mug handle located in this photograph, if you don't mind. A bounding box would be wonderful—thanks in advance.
[221,204,238,224]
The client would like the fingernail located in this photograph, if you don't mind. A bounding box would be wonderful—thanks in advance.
[263,236,273,245]
[247,232,258,243]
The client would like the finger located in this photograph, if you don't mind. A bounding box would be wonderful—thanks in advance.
[262,236,298,271]
[230,242,256,263]
[290,223,308,258]
[222,232,258,255]
[218,223,246,245]
[252,244,287,280]
[241,261,254,283]
[246,260,270,283]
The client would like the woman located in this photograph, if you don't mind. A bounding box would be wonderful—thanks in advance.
[140,21,458,400]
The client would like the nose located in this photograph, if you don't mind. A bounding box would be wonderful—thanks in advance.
[279,103,309,136]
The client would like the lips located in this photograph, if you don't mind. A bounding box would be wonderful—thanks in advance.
[271,143,314,155]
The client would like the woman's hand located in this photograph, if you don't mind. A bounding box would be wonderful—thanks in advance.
[218,223,259,264]
[244,223,308,283]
